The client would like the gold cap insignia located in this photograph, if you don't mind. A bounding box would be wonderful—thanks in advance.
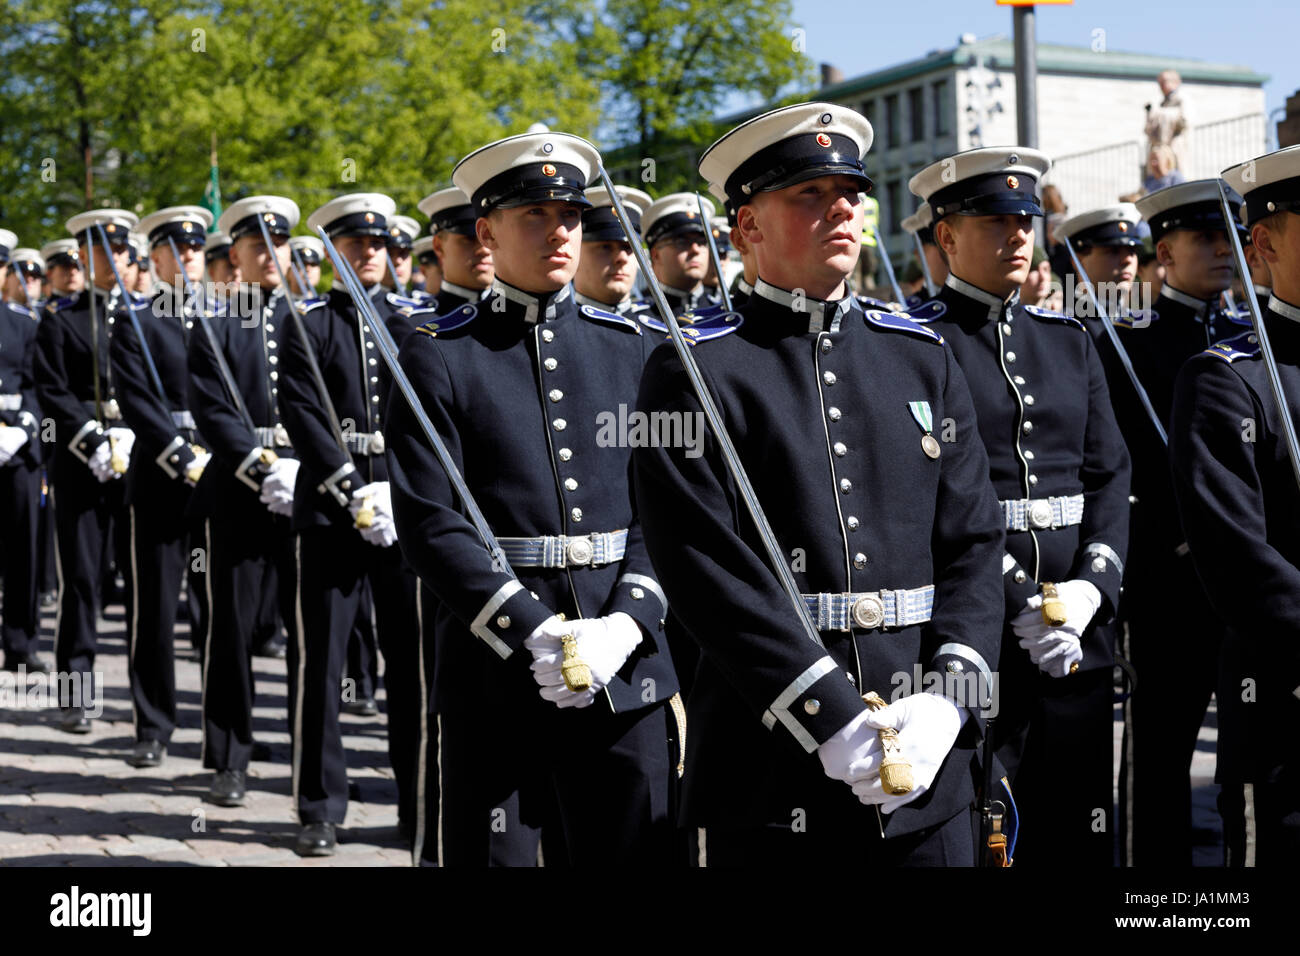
[1006,175,1020,189]
[816,133,832,148]
[542,164,557,177]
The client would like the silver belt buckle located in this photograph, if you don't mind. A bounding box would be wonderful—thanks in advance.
[566,536,594,566]
[368,431,385,454]
[273,424,291,447]
[1028,499,1052,529]
[851,593,885,629]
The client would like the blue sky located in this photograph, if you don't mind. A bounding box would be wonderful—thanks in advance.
[786,0,1296,121]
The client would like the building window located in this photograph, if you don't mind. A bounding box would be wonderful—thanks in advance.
[908,87,925,143]
[885,93,899,149]
[933,79,951,137]
[860,99,873,129]
[886,180,902,234]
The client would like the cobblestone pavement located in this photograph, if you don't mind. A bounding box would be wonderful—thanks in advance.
[0,598,410,867]
[0,596,1221,867]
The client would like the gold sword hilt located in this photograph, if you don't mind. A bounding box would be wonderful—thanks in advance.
[863,691,913,795]
[354,496,375,529]
[556,613,592,692]
[185,444,208,484]
[1040,581,1068,627]
[108,433,128,474]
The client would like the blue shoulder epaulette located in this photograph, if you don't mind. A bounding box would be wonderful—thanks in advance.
[857,294,896,312]
[903,293,927,312]
[415,302,480,339]
[578,303,642,334]
[1113,308,1158,329]
[296,295,328,314]
[1202,330,1260,363]
[1023,303,1085,332]
[386,291,435,315]
[680,302,728,324]
[899,299,948,324]
[1222,304,1253,328]
[679,310,743,345]
[862,308,944,345]
[7,302,36,320]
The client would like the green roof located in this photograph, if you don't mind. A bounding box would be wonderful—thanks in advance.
[821,35,1269,99]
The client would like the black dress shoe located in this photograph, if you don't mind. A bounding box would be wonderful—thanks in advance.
[3,652,51,673]
[254,636,287,659]
[208,770,247,806]
[126,740,165,768]
[295,822,336,857]
[251,741,272,762]
[59,707,92,734]
[342,698,379,717]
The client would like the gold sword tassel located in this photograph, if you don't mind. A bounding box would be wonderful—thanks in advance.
[863,691,913,795]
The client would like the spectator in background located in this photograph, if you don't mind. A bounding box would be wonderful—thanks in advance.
[1144,69,1189,169]
[857,191,879,292]
[1042,184,1073,280]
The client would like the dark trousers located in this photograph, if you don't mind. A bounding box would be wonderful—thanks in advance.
[0,461,42,657]
[37,468,58,596]
[50,475,128,695]
[346,582,379,701]
[124,501,207,744]
[1120,559,1223,866]
[292,524,422,826]
[201,510,297,771]
[705,805,976,867]
[437,699,674,867]
[414,583,440,865]
[995,664,1115,867]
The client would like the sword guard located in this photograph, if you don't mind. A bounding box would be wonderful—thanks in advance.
[1040,581,1068,627]
[862,691,913,794]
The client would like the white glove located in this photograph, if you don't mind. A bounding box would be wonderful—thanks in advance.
[185,450,212,487]
[1010,579,1101,678]
[0,426,28,465]
[259,456,300,516]
[87,439,117,482]
[854,693,968,814]
[817,708,884,785]
[348,481,396,547]
[107,427,135,460]
[524,612,643,709]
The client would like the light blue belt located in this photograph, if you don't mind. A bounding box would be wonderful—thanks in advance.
[1000,493,1084,532]
[497,530,627,569]
[801,586,935,632]
[171,410,196,430]
[255,425,293,449]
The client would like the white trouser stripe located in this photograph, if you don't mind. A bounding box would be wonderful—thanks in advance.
[129,505,141,739]
[411,586,428,868]
[291,536,307,820]
[199,520,215,767]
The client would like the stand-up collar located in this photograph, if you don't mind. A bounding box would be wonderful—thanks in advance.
[944,273,1017,322]
[1268,292,1300,325]
[752,278,854,333]
[491,278,572,325]
[1159,283,1214,318]
[440,279,489,303]
[575,290,633,313]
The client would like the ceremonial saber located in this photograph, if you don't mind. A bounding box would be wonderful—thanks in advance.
[83,228,122,473]
[384,248,407,297]
[95,225,169,405]
[697,194,732,312]
[600,167,912,796]
[1216,180,1300,493]
[314,226,593,691]
[872,221,905,306]
[1064,237,1168,447]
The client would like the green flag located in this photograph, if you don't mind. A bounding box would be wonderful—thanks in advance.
[202,134,222,225]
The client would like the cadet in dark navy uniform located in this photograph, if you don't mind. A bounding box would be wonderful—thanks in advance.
[1097,182,1251,864]
[635,103,1006,866]
[387,131,681,866]
[35,209,141,733]
[911,147,1131,867]
[281,192,426,857]
[1056,203,1143,349]
[5,248,46,311]
[0,230,49,673]
[383,214,422,296]
[416,187,494,313]
[110,205,216,768]
[188,196,306,807]
[642,192,720,317]
[204,231,239,287]
[1171,147,1300,866]
[573,184,653,321]
[412,235,441,297]
[40,240,84,303]
[288,235,323,296]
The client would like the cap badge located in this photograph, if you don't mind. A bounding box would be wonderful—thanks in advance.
[816,133,832,148]
[105,224,117,234]
[542,163,556,177]
[1118,221,1129,232]
[1006,175,1020,189]
[183,221,194,232]
[364,212,375,224]
[263,213,275,223]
